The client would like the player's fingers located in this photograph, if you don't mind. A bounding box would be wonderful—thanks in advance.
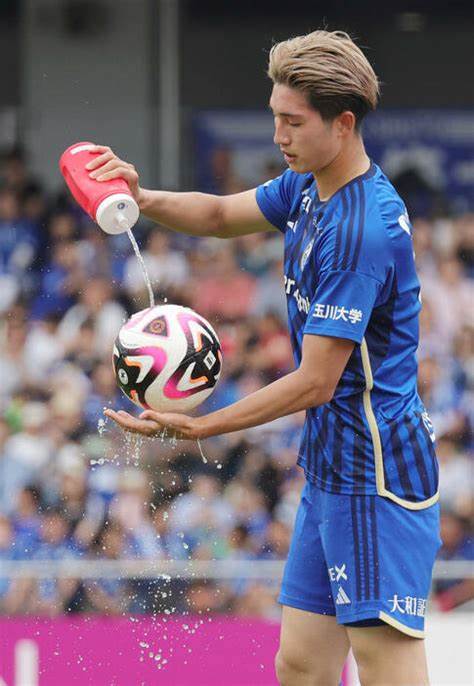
[110,416,153,435]
[85,150,115,171]
[88,159,129,178]
[139,411,196,440]
[139,410,163,422]
[108,409,131,418]
[93,166,137,183]
[105,408,138,430]
[140,410,183,430]
[86,144,112,155]
[115,412,144,430]
[106,409,162,436]
[104,408,131,427]
[104,408,121,420]
[115,410,135,419]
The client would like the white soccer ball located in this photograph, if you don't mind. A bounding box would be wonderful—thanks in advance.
[113,304,222,412]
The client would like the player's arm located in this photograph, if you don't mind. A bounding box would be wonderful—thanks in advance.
[104,334,354,439]
[86,144,275,238]
[140,186,274,238]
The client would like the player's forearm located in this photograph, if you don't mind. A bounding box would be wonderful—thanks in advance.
[138,188,223,237]
[197,369,332,438]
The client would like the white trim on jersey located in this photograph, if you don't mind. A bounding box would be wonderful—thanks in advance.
[360,338,439,511]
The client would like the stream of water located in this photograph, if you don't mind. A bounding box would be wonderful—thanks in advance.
[126,228,155,308]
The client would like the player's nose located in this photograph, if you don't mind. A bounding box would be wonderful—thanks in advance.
[273,122,290,146]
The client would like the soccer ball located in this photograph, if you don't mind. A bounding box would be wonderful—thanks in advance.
[113,304,222,412]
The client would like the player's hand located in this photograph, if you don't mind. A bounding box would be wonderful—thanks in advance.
[104,408,202,440]
[85,144,142,205]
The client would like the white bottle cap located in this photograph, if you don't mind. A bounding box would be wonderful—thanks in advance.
[95,193,140,234]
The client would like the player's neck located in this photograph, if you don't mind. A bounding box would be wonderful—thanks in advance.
[313,138,370,202]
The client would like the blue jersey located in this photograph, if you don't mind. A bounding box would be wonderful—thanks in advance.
[256,162,438,510]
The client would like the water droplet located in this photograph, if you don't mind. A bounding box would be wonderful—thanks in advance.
[97,417,107,435]
[196,438,208,463]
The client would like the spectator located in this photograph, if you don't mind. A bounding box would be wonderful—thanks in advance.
[58,276,126,357]
[10,486,42,557]
[31,240,83,318]
[170,473,235,555]
[418,357,466,440]
[455,213,474,277]
[0,514,31,614]
[23,314,65,384]
[184,579,231,614]
[224,478,271,541]
[0,187,39,309]
[234,583,280,619]
[28,508,81,615]
[259,520,291,560]
[251,257,288,322]
[109,468,157,558]
[85,522,132,615]
[190,245,256,322]
[123,229,189,306]
[0,147,34,195]
[250,312,293,381]
[420,256,473,345]
[0,315,29,401]
[434,510,474,612]
[2,403,53,502]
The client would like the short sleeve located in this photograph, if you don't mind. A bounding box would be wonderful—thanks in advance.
[304,270,383,344]
[256,170,307,233]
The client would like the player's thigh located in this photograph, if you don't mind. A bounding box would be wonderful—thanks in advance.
[347,623,429,686]
[277,605,350,675]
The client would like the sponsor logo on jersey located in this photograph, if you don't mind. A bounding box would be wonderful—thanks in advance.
[313,303,363,325]
[388,595,426,617]
[300,238,315,270]
[329,563,348,582]
[335,586,351,605]
[284,275,310,313]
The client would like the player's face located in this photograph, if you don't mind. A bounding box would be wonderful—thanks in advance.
[270,84,342,175]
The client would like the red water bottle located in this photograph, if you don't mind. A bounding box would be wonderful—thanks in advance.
[59,142,139,234]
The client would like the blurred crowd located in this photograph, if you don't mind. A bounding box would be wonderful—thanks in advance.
[0,146,472,618]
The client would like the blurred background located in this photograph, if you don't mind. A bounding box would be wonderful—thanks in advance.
[0,1,473,684]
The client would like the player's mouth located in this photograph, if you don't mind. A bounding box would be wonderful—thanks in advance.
[282,151,297,164]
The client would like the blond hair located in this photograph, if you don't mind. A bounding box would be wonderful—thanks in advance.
[268,30,380,127]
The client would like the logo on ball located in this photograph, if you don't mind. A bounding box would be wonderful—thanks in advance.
[143,316,168,337]
[118,369,128,385]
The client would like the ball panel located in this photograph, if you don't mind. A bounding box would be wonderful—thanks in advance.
[113,337,168,409]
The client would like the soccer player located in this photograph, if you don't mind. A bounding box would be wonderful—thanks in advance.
[91,30,440,686]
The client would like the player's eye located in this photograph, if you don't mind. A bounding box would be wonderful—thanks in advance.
[288,122,302,128]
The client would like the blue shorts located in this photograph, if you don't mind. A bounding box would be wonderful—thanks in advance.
[279,482,441,638]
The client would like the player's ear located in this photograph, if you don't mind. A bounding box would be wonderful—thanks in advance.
[336,111,356,137]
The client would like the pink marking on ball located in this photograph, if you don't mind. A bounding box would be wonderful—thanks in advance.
[137,346,167,375]
[123,308,152,330]
[164,368,210,399]
[163,370,193,399]
[178,310,204,330]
